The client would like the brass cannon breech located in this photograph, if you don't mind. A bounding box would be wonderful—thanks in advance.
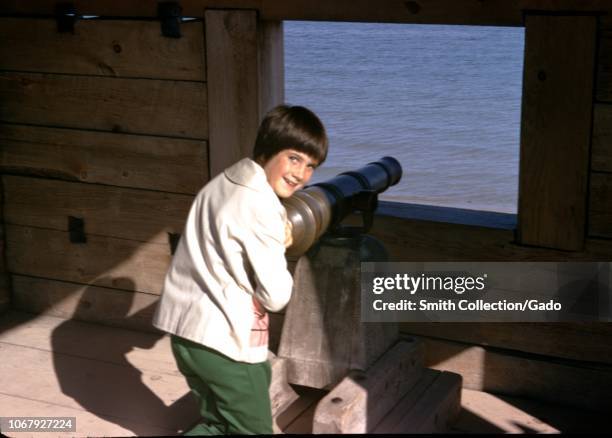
[282,156,402,257]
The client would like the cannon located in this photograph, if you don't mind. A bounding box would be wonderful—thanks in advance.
[282,156,402,257]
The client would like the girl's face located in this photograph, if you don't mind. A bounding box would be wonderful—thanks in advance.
[262,149,318,198]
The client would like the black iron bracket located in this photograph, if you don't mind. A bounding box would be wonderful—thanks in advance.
[330,190,378,238]
[68,216,87,244]
[55,2,78,33]
[158,1,182,38]
[168,232,181,255]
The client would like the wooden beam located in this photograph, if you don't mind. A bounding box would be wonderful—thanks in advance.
[0,18,206,81]
[0,72,208,139]
[0,182,9,313]
[592,104,612,173]
[596,28,612,103]
[400,322,612,365]
[312,340,425,433]
[0,124,208,194]
[5,224,171,295]
[374,370,462,433]
[2,176,192,244]
[588,171,612,238]
[205,9,259,176]
[517,14,597,251]
[10,275,160,333]
[418,336,612,413]
[3,0,611,26]
[205,11,284,176]
[258,20,285,120]
[366,212,612,262]
[262,0,523,25]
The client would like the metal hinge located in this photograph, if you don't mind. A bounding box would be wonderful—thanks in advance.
[158,1,182,38]
[68,216,87,244]
[56,2,78,33]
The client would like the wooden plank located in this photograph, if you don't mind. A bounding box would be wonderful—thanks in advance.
[377,201,517,230]
[400,322,612,365]
[451,388,608,434]
[312,340,425,433]
[0,72,208,139]
[592,104,612,172]
[382,371,462,433]
[0,184,9,313]
[282,389,327,434]
[0,275,9,312]
[0,18,206,81]
[5,0,612,26]
[268,353,299,418]
[596,28,612,102]
[3,175,193,244]
[0,343,197,434]
[518,14,597,251]
[205,12,284,176]
[367,213,612,262]
[5,224,171,295]
[262,0,522,25]
[0,393,177,437]
[257,20,285,118]
[373,368,441,433]
[205,10,260,177]
[419,336,612,413]
[10,275,161,334]
[0,310,178,375]
[277,387,327,433]
[4,0,600,26]
[589,171,612,238]
[0,124,208,194]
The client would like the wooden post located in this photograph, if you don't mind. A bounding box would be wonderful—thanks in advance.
[0,178,10,313]
[518,14,597,251]
[278,236,399,389]
[205,10,284,177]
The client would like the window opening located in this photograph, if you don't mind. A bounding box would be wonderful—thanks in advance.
[285,21,524,214]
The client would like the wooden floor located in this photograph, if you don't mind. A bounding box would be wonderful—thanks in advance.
[0,310,607,436]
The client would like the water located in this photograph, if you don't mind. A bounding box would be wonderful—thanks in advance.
[284,21,525,214]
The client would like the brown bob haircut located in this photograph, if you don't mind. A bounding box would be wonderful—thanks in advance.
[253,104,328,166]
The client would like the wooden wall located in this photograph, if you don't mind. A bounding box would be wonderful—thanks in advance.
[0,17,208,328]
[0,180,9,313]
[0,12,283,330]
[590,26,612,239]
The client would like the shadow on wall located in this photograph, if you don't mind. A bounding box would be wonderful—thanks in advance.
[50,279,199,436]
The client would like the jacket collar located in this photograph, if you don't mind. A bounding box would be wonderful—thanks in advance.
[224,158,272,194]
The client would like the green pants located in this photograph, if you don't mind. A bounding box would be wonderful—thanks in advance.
[171,335,273,435]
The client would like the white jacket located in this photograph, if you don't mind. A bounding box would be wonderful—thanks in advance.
[152,158,293,363]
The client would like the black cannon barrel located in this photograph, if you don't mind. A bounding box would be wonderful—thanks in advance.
[282,156,402,256]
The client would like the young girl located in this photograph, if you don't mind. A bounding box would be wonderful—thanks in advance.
[153,105,328,434]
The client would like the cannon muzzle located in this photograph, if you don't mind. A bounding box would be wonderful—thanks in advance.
[282,156,402,257]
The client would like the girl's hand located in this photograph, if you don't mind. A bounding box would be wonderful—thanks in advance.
[284,220,293,248]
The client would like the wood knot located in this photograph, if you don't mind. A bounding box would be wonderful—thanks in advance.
[537,70,547,81]
[404,1,421,14]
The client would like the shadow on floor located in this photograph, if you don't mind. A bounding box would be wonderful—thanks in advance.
[51,280,198,435]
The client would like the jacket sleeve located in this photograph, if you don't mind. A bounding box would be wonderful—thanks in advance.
[241,204,293,312]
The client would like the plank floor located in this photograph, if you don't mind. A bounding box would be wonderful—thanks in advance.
[0,310,606,436]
